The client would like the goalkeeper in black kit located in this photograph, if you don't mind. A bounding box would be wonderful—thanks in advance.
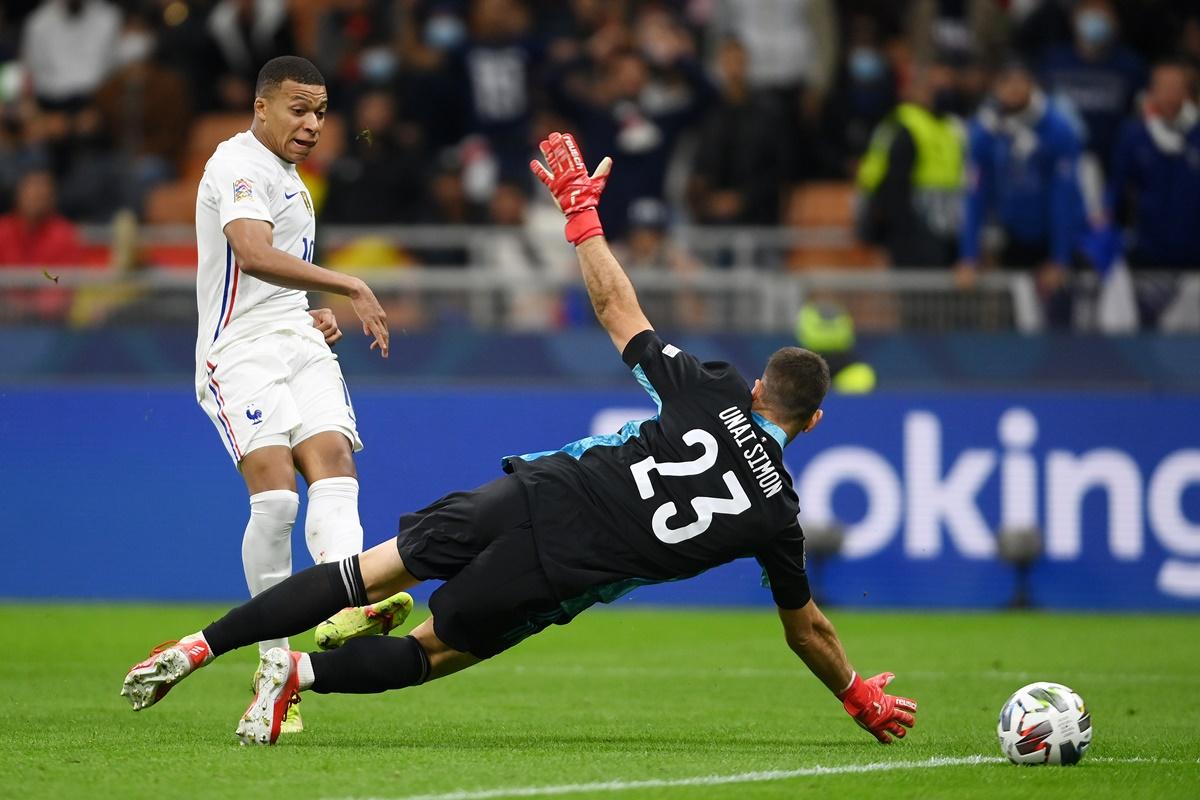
[121,133,918,747]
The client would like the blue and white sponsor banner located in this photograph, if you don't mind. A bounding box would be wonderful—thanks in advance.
[2,386,1197,609]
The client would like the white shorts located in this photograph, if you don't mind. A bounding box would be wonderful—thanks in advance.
[198,330,363,464]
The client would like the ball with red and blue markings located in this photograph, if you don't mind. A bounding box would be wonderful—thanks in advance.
[997,681,1092,765]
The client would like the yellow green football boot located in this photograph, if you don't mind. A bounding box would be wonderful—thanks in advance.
[314,591,414,651]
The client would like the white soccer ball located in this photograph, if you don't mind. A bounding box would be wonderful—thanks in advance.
[997,681,1092,765]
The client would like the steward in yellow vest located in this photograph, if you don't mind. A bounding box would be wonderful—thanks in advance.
[795,303,876,394]
[856,62,966,267]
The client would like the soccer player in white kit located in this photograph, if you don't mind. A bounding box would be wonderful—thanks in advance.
[192,56,409,732]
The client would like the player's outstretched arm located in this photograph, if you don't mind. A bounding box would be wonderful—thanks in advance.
[778,600,918,744]
[224,218,388,356]
[530,132,652,354]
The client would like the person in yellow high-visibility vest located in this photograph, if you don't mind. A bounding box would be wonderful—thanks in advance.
[795,302,876,394]
[856,60,966,268]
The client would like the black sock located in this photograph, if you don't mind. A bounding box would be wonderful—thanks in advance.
[308,634,430,694]
[202,556,368,656]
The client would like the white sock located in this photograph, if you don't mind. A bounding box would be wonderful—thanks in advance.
[305,477,364,565]
[242,489,300,655]
[296,652,315,690]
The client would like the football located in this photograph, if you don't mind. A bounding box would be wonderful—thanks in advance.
[997,681,1092,765]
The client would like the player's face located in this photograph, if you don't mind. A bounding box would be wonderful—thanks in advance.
[1149,67,1189,119]
[994,71,1033,114]
[256,80,328,164]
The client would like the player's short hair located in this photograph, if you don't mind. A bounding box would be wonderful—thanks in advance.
[762,347,830,428]
[255,56,325,97]
[1151,57,1193,76]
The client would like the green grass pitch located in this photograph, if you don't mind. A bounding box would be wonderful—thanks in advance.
[2,604,1196,799]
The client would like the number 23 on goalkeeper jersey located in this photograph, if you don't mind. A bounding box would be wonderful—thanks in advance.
[504,330,811,610]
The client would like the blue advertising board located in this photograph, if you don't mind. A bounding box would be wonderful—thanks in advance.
[2,384,1198,610]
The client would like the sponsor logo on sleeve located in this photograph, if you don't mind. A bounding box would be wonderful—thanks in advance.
[233,177,255,203]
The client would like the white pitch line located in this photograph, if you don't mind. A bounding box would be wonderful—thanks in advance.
[326,755,1003,800]
[326,755,1200,800]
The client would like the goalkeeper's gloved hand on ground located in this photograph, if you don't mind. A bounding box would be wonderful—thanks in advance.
[837,671,918,744]
[529,131,612,246]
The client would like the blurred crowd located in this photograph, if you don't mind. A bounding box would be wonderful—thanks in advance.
[1,0,1199,330]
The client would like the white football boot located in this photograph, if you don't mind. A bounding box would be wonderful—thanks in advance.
[121,637,212,710]
[236,648,302,745]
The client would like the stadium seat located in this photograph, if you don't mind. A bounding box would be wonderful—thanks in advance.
[183,113,254,181]
[784,183,885,270]
[143,243,199,269]
[787,244,886,270]
[144,181,199,225]
[288,0,338,55]
[787,182,858,228]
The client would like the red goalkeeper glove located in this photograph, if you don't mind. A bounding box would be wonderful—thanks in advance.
[837,671,918,744]
[529,131,612,246]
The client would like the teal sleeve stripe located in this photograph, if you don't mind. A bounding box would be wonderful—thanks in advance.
[498,577,669,649]
[507,363,661,465]
[633,364,662,411]
[512,415,655,463]
[557,576,666,618]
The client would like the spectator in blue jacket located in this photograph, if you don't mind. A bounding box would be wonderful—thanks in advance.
[1039,0,1146,168]
[957,61,1084,329]
[547,11,714,241]
[1108,60,1200,326]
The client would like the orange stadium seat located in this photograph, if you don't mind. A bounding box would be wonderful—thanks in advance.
[144,181,199,225]
[182,113,254,181]
[143,243,199,269]
[787,244,886,270]
[288,0,338,56]
[785,182,885,270]
[787,182,857,227]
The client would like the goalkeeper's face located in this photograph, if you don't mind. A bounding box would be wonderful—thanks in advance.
[255,80,328,164]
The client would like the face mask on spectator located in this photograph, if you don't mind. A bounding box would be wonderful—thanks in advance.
[426,14,466,50]
[849,48,885,83]
[1075,10,1114,48]
[360,47,398,83]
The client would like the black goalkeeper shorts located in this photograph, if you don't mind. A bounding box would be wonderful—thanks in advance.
[395,475,578,659]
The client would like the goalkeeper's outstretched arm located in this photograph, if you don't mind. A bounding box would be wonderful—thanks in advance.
[530,131,652,353]
[574,237,654,353]
[778,599,919,744]
[778,600,853,693]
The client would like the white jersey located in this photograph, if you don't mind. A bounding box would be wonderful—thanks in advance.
[194,130,318,397]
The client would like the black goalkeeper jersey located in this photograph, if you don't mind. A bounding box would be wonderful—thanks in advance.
[502,330,811,609]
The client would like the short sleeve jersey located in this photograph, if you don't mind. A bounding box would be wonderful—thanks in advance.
[503,331,811,608]
[193,130,318,394]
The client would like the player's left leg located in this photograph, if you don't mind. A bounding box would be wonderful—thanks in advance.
[286,331,366,568]
[289,342,411,649]
[236,542,555,746]
[121,543,419,712]
[293,430,362,565]
[236,620,477,745]
[237,525,570,742]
